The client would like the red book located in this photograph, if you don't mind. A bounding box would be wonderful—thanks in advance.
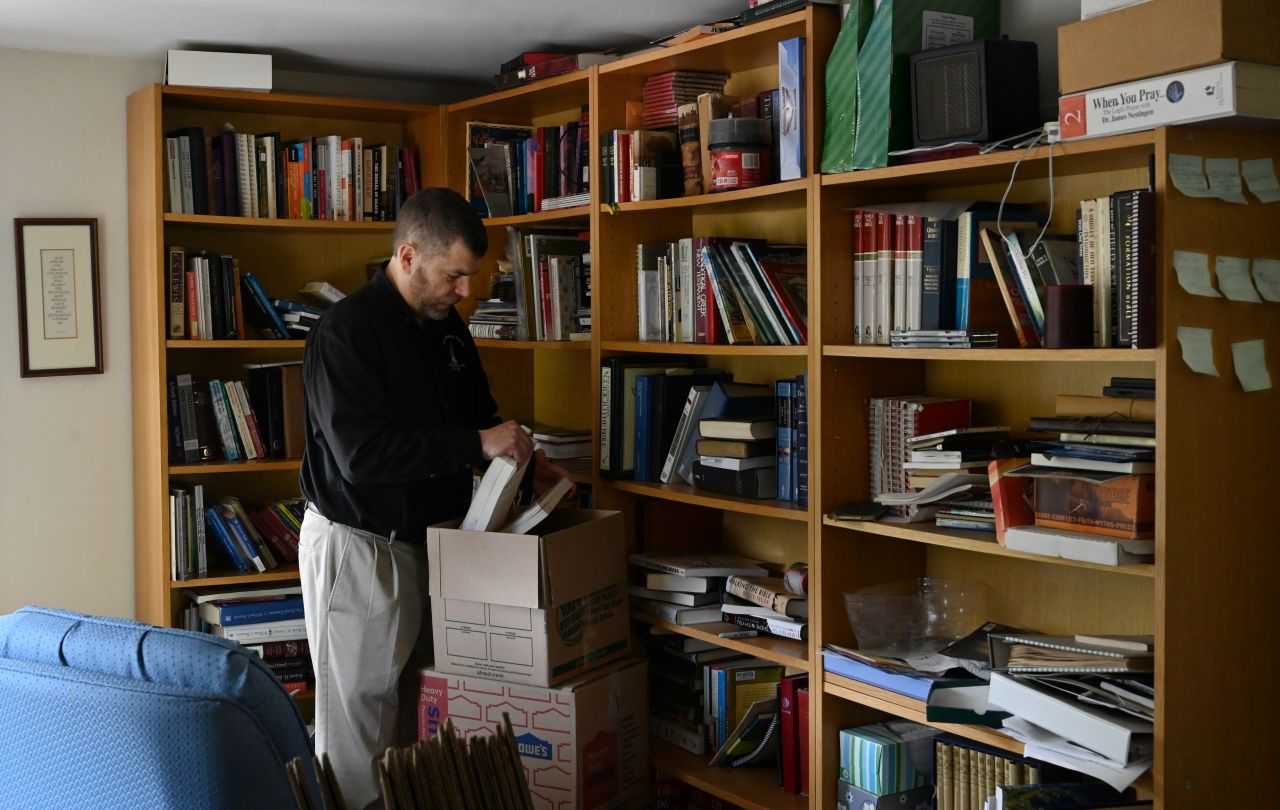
[185,268,199,339]
[618,131,632,203]
[779,673,809,794]
[249,506,298,563]
[797,686,810,796]
[989,457,1034,545]
[539,258,553,339]
[692,237,721,344]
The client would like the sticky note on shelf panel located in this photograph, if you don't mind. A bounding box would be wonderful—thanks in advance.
[1173,250,1221,297]
[1204,158,1248,204]
[1168,154,1215,198]
[1252,258,1280,302]
[1177,326,1219,377]
[1231,339,1272,392]
[1242,158,1280,204]
[1214,256,1261,303]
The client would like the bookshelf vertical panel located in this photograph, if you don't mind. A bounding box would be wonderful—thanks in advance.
[816,688,887,810]
[404,107,446,188]
[129,84,169,626]
[533,351,593,430]
[1155,126,1280,803]
[804,7,840,181]
[721,512,807,570]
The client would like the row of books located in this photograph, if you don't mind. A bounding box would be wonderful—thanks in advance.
[492,51,617,90]
[471,228,591,342]
[637,238,807,346]
[168,366,304,464]
[168,488,302,581]
[465,116,590,219]
[165,125,417,221]
[165,247,342,340]
[600,368,809,504]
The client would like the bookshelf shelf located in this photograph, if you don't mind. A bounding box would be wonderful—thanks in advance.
[168,564,302,590]
[602,340,807,357]
[610,480,809,522]
[633,611,809,669]
[601,9,809,77]
[820,131,1157,190]
[601,178,808,214]
[481,206,591,228]
[650,738,808,810]
[168,459,302,475]
[823,673,1025,757]
[163,213,396,232]
[473,338,592,351]
[159,85,430,121]
[446,70,590,119]
[822,518,1157,578]
[166,339,306,350]
[821,345,1158,363]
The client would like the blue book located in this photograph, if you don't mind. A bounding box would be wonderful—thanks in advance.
[775,379,793,502]
[634,374,655,483]
[822,648,960,703]
[271,298,326,317]
[200,595,304,627]
[241,272,291,339]
[955,204,1040,332]
[795,373,808,507]
[205,508,248,573]
[220,508,267,573]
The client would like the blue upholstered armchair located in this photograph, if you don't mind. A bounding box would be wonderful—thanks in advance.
[0,605,316,809]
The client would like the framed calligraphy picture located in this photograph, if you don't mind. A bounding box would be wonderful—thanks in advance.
[14,218,103,377]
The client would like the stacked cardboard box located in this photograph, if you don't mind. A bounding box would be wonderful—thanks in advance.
[418,508,649,808]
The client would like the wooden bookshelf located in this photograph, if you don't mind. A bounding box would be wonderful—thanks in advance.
[473,339,591,351]
[633,611,808,669]
[822,345,1159,363]
[602,340,808,357]
[128,83,444,631]
[601,178,808,213]
[481,206,591,227]
[610,480,809,522]
[822,517,1157,578]
[650,738,808,810]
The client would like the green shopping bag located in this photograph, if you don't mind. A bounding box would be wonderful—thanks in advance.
[821,0,875,175]
[850,0,1001,170]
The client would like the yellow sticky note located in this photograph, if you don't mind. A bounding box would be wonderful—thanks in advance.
[1177,326,1219,377]
[1252,258,1280,303]
[1242,158,1280,204]
[1214,256,1261,303]
[1168,154,1214,198]
[1173,250,1220,298]
[1231,339,1272,392]
[1205,158,1248,205]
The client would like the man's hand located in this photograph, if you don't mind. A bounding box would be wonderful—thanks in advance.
[479,420,533,464]
[532,449,575,501]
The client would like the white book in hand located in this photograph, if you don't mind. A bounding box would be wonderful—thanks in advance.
[460,453,530,532]
[500,475,574,535]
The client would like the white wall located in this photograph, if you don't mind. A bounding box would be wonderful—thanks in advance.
[0,47,159,618]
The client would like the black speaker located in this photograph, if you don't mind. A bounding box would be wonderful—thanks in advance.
[910,39,1040,148]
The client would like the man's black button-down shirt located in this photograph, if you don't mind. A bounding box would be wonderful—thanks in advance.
[300,269,500,539]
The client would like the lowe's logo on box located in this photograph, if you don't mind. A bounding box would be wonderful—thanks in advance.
[516,732,553,760]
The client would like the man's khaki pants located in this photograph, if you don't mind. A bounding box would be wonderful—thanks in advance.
[299,507,431,810]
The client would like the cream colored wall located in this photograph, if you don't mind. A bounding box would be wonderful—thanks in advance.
[0,47,159,618]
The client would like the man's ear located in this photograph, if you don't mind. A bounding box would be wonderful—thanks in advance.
[394,241,416,272]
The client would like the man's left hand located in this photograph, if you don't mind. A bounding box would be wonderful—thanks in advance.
[532,449,575,502]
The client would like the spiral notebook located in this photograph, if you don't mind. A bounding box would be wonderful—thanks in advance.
[989,634,1155,674]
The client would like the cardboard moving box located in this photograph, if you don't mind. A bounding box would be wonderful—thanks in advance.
[419,658,650,809]
[427,509,629,686]
[1058,0,1280,93]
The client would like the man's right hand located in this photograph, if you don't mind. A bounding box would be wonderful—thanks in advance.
[479,420,533,464]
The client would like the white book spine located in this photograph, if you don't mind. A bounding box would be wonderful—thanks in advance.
[222,378,259,460]
[207,380,241,460]
[678,238,695,343]
[177,136,195,214]
[236,134,255,217]
[353,137,364,222]
[876,217,892,344]
[660,387,699,484]
[262,136,277,219]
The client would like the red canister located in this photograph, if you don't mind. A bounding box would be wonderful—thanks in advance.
[709,117,771,192]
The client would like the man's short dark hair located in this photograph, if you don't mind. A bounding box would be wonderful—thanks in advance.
[392,188,488,260]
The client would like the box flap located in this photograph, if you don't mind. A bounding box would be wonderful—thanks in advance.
[428,525,542,608]
[541,511,626,605]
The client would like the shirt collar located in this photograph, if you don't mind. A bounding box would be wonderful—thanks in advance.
[372,266,420,325]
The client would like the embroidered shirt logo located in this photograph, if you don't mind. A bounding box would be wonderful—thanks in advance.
[442,334,466,371]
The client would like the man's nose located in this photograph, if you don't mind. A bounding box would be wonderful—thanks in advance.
[455,276,471,299]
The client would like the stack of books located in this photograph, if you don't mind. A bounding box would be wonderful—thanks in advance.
[183,585,310,692]
[692,415,777,500]
[1001,378,1156,566]
[629,551,766,627]
[641,70,728,129]
[721,575,808,640]
[530,424,591,478]
[889,330,999,348]
[868,396,972,520]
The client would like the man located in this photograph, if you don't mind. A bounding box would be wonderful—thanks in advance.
[298,187,565,809]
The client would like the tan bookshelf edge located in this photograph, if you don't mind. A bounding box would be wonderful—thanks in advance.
[168,564,303,591]
[480,206,592,228]
[821,517,1157,578]
[166,339,307,350]
[610,480,809,522]
[602,340,807,357]
[602,178,808,213]
[164,213,397,232]
[473,339,592,351]
[633,611,809,669]
[822,346,1159,362]
[650,738,808,810]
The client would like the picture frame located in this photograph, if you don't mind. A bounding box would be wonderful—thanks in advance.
[14,218,103,377]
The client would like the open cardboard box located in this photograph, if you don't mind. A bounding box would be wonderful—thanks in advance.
[427,509,629,686]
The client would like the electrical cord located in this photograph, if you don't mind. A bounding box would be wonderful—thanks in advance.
[995,129,1057,259]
